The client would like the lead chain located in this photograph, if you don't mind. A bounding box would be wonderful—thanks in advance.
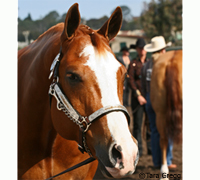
[49,83,92,156]
[83,135,92,157]
[50,83,88,129]
[57,94,93,156]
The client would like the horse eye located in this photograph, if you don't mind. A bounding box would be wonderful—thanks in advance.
[66,73,80,82]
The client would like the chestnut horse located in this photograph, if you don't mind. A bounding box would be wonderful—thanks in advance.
[150,50,182,180]
[18,3,139,180]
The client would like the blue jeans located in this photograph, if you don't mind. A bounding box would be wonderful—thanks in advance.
[145,92,173,166]
[131,96,144,156]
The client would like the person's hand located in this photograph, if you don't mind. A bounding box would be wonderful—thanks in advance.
[137,95,147,105]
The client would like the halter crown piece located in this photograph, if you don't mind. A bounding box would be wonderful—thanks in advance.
[48,49,131,156]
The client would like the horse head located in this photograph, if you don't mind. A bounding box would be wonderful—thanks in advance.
[50,3,139,178]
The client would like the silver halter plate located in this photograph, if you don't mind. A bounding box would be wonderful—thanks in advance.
[49,82,130,132]
[48,53,60,80]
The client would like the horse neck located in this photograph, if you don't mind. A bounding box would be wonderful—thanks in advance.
[18,31,62,147]
[29,34,62,122]
[32,38,61,83]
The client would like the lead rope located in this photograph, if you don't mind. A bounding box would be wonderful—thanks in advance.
[45,157,96,180]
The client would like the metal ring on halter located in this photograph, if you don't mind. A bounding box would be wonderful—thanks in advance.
[79,117,91,132]
[52,77,59,83]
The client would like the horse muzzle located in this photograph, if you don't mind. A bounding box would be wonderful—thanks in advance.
[95,141,139,178]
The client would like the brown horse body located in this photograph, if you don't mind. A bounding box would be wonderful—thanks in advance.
[150,50,182,179]
[18,4,138,180]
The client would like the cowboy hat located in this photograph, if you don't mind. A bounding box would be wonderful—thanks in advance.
[144,36,172,52]
[130,38,146,49]
[120,46,129,52]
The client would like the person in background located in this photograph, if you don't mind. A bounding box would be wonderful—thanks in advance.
[117,46,131,107]
[141,36,176,169]
[128,38,150,156]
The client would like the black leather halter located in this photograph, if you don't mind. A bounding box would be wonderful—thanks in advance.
[47,48,130,179]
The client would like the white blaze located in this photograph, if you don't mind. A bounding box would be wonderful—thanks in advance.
[82,44,137,176]
[82,44,131,139]
[82,45,120,106]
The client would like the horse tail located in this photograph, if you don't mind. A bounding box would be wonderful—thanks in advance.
[164,51,182,144]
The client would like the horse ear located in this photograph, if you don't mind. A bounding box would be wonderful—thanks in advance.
[97,7,122,41]
[61,3,81,41]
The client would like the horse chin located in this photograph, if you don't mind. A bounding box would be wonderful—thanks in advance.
[98,160,135,179]
[98,160,113,179]
[105,167,134,178]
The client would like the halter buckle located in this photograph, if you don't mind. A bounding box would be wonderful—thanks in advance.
[79,117,91,132]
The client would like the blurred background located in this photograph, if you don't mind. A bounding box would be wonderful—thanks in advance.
[18,0,182,56]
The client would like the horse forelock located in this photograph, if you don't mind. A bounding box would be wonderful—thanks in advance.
[74,25,111,54]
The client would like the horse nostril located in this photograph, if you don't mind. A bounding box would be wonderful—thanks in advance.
[112,145,122,160]
[109,144,123,168]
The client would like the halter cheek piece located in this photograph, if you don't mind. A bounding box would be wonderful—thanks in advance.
[48,49,130,157]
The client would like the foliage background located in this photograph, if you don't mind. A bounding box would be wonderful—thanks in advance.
[18,0,182,46]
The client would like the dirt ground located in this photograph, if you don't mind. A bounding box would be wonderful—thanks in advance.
[93,106,182,180]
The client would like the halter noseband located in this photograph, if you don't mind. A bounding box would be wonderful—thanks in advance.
[48,49,130,156]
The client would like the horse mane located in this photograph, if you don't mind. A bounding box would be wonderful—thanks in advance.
[36,23,64,42]
[164,51,182,143]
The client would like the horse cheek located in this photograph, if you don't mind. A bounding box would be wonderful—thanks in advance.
[50,99,79,141]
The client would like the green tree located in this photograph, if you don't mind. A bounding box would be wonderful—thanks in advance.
[86,16,108,29]
[24,13,32,21]
[42,11,60,29]
[120,6,132,22]
[110,5,141,31]
[18,11,60,41]
[18,13,36,41]
[140,0,182,45]
[111,5,132,22]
